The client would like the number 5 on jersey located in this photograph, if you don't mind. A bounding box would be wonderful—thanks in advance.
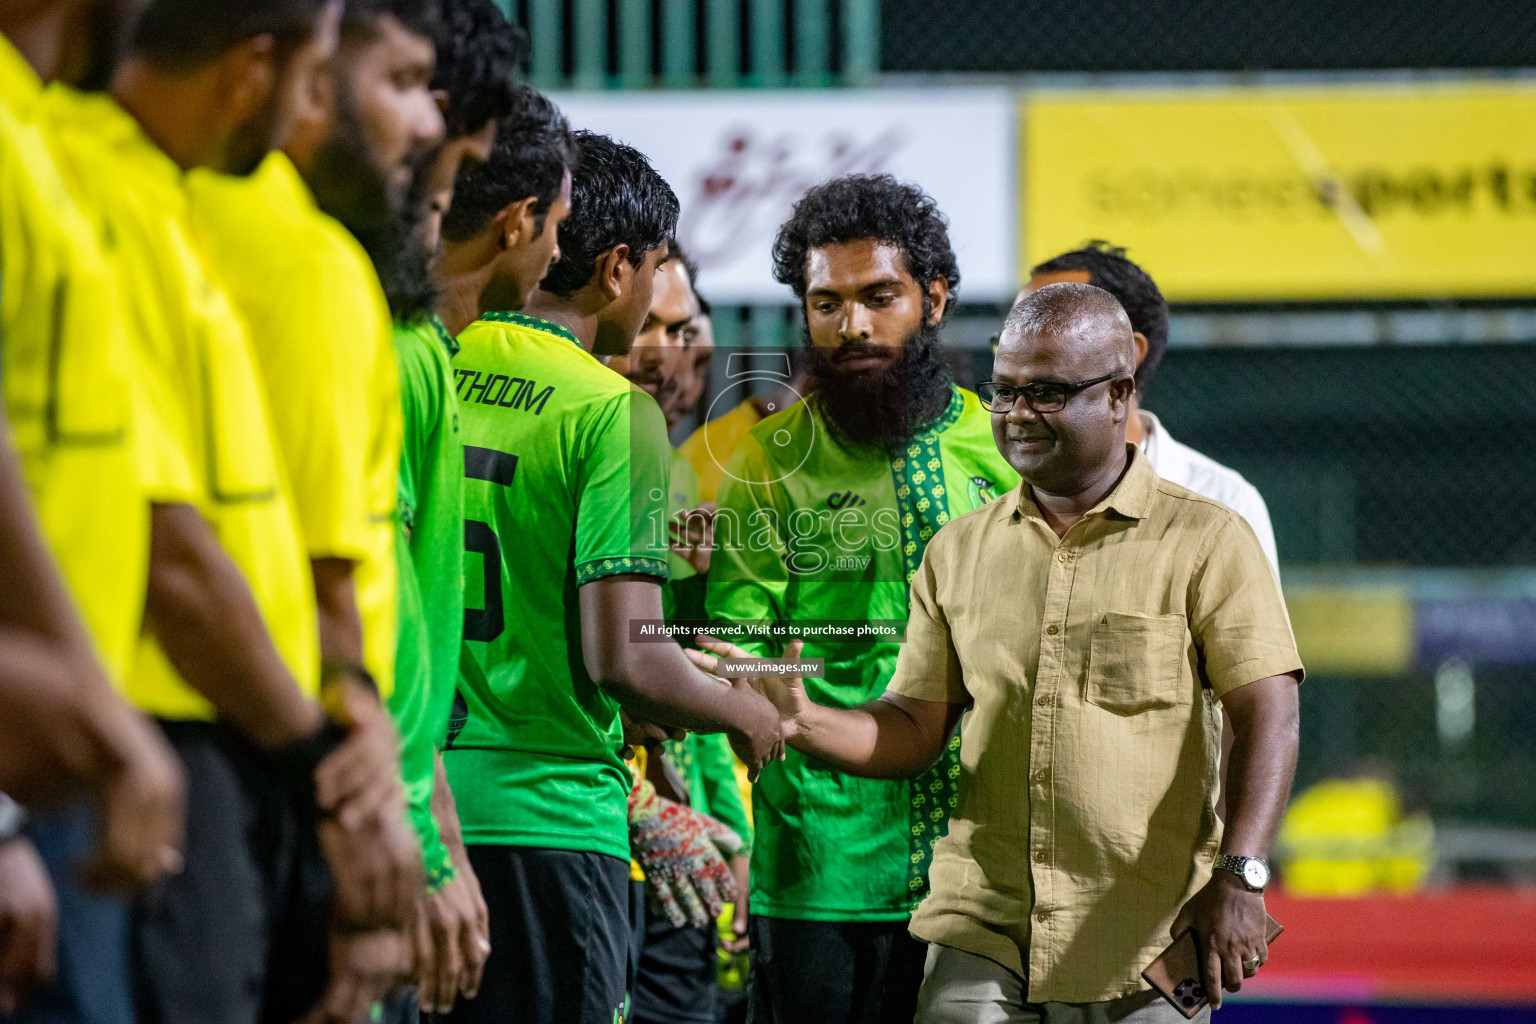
[464,445,518,643]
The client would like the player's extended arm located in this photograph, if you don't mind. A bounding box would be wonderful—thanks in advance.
[146,503,325,748]
[578,575,783,775]
[690,637,963,780]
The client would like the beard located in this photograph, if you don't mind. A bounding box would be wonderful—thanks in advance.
[352,154,437,323]
[225,92,283,178]
[353,206,437,323]
[306,86,394,235]
[807,318,954,451]
[317,98,437,323]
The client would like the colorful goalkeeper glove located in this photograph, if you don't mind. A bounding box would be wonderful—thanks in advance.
[628,778,741,928]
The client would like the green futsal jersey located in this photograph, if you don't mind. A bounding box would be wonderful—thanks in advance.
[707,385,1018,920]
[389,315,464,886]
[444,312,671,860]
[663,456,708,624]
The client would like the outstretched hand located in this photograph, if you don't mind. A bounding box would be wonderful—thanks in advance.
[688,636,810,744]
[682,635,795,779]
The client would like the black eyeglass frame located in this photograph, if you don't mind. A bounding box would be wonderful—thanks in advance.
[976,373,1129,414]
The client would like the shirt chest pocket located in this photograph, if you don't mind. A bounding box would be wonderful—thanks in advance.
[38,277,132,448]
[1084,611,1190,714]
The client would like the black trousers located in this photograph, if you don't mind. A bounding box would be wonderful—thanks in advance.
[630,908,718,1024]
[747,916,926,1024]
[440,845,631,1024]
[132,721,331,1024]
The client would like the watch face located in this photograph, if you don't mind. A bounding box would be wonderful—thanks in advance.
[1243,859,1269,889]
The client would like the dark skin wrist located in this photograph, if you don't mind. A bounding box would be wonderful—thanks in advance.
[579,579,784,776]
[1171,673,1298,1009]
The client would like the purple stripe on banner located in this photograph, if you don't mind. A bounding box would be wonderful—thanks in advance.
[1415,598,1536,665]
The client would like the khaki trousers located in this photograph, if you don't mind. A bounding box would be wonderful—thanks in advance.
[915,944,1210,1024]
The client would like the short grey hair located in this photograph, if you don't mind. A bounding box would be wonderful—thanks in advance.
[1003,282,1136,374]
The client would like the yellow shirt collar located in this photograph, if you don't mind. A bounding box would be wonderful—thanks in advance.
[251,150,319,212]
[46,86,183,189]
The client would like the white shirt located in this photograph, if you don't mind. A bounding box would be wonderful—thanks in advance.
[1139,411,1280,574]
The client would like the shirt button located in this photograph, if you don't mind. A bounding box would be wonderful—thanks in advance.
[1036,695,1050,707]
[1057,552,1068,564]
[1033,768,1049,783]
[1045,624,1060,635]
[1036,911,1050,923]
[1035,850,1049,863]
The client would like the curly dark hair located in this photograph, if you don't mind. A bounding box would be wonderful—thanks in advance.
[1031,241,1169,393]
[771,174,960,316]
[539,131,678,298]
[431,0,526,140]
[441,86,574,243]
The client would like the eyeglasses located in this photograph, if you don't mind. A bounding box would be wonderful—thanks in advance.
[976,373,1127,414]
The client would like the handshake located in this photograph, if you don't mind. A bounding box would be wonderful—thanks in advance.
[687,637,811,780]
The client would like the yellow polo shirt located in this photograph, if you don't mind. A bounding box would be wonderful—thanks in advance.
[0,40,146,683]
[889,446,1303,1003]
[43,88,319,720]
[677,398,761,505]
[187,153,400,696]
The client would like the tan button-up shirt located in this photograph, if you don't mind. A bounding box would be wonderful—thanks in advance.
[889,447,1302,1003]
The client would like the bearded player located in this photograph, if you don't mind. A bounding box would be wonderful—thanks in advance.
[705,174,1019,1024]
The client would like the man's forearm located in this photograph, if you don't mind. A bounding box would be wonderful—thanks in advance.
[602,642,757,737]
[1219,676,1301,857]
[146,503,324,748]
[792,694,954,780]
[311,557,365,663]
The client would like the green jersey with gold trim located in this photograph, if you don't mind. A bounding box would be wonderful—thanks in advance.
[706,385,1018,920]
[445,311,671,859]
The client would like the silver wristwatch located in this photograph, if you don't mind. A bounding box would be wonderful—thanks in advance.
[1214,854,1269,892]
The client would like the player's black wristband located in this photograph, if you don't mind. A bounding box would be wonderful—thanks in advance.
[267,719,350,808]
[320,657,379,698]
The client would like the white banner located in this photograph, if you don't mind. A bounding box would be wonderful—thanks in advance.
[552,89,1016,304]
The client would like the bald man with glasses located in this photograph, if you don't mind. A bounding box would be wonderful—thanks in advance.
[694,283,1304,1023]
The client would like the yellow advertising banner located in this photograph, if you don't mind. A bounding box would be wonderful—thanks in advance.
[1023,85,1536,301]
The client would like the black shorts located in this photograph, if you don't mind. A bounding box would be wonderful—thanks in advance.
[442,845,631,1024]
[747,916,926,1024]
[630,910,718,1024]
[132,720,332,1024]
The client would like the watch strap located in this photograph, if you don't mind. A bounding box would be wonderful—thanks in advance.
[1215,854,1268,889]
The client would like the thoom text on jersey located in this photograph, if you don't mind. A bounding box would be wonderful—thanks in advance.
[454,368,555,415]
